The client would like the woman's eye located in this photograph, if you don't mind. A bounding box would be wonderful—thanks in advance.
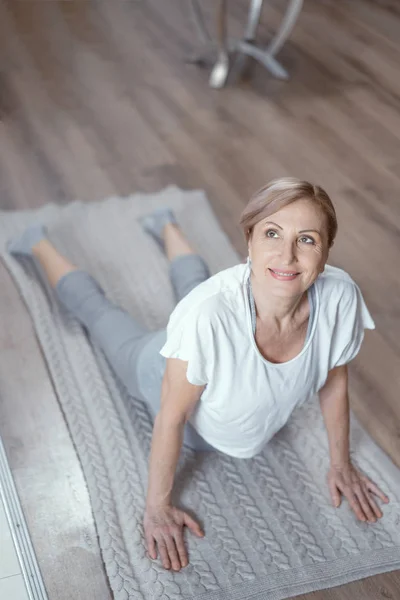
[265,229,279,238]
[299,236,315,244]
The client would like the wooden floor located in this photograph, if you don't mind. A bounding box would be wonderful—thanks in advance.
[0,0,400,598]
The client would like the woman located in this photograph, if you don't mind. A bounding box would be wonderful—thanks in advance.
[9,177,389,574]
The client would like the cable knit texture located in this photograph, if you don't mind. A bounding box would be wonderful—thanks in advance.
[1,186,400,600]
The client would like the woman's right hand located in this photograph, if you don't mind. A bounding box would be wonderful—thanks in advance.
[144,505,204,571]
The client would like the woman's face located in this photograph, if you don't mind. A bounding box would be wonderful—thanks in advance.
[248,199,330,297]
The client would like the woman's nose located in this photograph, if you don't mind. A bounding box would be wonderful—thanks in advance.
[280,240,296,265]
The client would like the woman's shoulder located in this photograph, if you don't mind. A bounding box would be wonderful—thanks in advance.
[315,267,375,363]
[315,265,373,327]
[207,262,248,289]
[317,264,359,299]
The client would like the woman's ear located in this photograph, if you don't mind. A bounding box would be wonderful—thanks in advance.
[247,228,253,262]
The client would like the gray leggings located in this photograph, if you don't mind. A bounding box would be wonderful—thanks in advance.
[55,254,215,452]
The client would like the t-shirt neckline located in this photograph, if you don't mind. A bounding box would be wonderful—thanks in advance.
[244,263,320,367]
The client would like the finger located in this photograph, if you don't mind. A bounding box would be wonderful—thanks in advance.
[363,479,390,504]
[174,530,189,569]
[183,512,204,537]
[146,535,157,560]
[163,534,181,572]
[328,481,341,508]
[365,492,383,520]
[354,486,376,523]
[157,541,171,570]
[342,488,368,522]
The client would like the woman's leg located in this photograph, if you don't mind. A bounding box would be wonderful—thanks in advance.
[55,270,152,396]
[163,222,211,302]
[141,209,211,301]
[33,239,79,287]
[9,221,214,452]
[10,233,153,398]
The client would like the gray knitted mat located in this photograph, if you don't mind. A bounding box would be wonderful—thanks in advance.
[1,186,400,600]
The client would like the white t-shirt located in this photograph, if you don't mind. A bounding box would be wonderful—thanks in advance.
[160,263,374,459]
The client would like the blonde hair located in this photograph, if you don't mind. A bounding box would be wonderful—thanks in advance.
[239,177,337,248]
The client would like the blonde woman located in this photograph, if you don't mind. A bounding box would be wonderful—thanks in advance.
[8,177,389,573]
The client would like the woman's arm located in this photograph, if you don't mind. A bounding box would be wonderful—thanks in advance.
[319,365,389,522]
[144,357,205,571]
[318,365,350,467]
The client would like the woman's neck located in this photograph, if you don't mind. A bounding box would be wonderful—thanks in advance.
[250,273,309,332]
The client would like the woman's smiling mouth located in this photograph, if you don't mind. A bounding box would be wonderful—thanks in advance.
[268,268,300,281]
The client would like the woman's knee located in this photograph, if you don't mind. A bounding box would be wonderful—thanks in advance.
[170,255,210,300]
[55,270,104,317]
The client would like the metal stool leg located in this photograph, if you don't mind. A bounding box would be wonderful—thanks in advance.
[236,0,303,81]
[266,0,304,57]
[232,0,263,80]
[185,0,214,66]
[209,0,230,88]
[188,0,212,44]
[244,0,264,41]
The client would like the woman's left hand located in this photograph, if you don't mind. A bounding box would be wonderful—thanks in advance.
[327,462,389,523]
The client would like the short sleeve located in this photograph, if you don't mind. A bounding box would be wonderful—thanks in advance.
[160,308,214,386]
[330,283,375,368]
